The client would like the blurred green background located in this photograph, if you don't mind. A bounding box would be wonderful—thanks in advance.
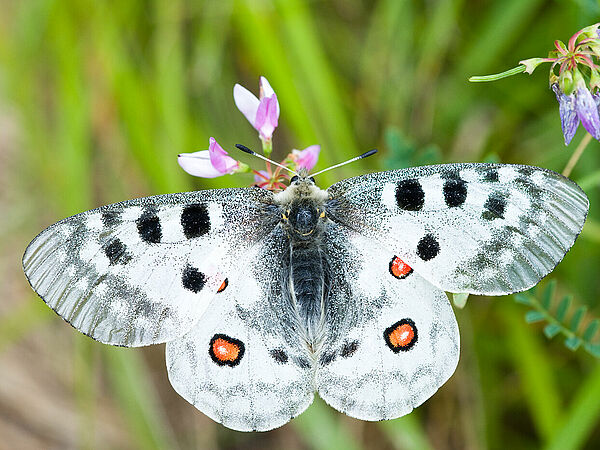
[1,0,600,448]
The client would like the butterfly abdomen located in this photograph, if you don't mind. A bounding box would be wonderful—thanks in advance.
[289,241,329,347]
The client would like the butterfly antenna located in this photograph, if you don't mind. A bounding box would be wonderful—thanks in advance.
[311,149,378,177]
[235,144,299,176]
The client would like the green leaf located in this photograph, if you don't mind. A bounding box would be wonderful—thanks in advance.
[583,319,600,342]
[556,295,572,322]
[525,310,545,323]
[564,336,582,351]
[543,323,561,339]
[570,306,587,332]
[514,293,534,306]
[584,343,600,358]
[541,280,556,310]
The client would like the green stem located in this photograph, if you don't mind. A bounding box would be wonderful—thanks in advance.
[563,132,593,177]
[468,64,526,82]
[262,137,273,157]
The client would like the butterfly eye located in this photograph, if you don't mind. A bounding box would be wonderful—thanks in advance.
[309,177,315,183]
[290,176,299,183]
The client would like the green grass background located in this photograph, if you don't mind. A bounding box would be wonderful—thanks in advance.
[1,0,600,448]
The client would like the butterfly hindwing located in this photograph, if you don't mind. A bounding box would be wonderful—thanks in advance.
[22,188,278,347]
[315,223,459,420]
[327,163,588,295]
[166,226,315,432]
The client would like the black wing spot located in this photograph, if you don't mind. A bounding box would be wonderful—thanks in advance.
[396,179,425,211]
[443,178,467,207]
[417,233,440,261]
[181,203,210,239]
[295,357,311,369]
[182,264,206,293]
[103,238,130,265]
[319,351,337,365]
[518,166,534,176]
[340,340,359,358]
[136,210,162,243]
[269,349,289,364]
[482,192,506,220]
[101,210,121,227]
[482,169,499,182]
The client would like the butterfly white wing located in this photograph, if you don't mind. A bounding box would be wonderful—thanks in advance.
[315,223,459,420]
[327,164,588,295]
[166,226,315,432]
[22,188,278,347]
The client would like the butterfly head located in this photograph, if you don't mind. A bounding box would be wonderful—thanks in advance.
[275,170,329,240]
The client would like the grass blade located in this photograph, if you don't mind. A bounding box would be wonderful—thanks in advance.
[546,365,600,450]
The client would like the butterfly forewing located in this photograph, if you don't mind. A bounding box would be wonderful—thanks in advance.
[327,164,588,295]
[22,188,278,347]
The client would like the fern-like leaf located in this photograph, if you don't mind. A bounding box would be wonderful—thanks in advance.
[512,280,600,358]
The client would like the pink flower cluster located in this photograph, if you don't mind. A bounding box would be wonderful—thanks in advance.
[178,77,320,188]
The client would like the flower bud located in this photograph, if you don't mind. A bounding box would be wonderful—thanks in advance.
[559,70,575,95]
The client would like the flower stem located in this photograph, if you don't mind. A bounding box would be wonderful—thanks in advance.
[469,65,527,82]
[262,138,273,157]
[563,132,593,177]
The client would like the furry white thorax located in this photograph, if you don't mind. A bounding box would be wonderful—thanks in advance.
[273,175,329,205]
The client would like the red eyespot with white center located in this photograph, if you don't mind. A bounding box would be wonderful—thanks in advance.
[384,319,418,352]
[389,256,413,279]
[209,334,245,366]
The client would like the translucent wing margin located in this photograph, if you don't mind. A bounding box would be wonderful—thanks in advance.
[22,188,278,347]
[326,164,588,295]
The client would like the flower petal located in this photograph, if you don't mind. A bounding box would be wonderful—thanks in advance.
[575,85,600,140]
[233,84,259,126]
[209,138,239,173]
[260,76,275,98]
[260,76,280,117]
[553,84,579,145]
[293,145,320,171]
[178,150,225,178]
[254,95,279,140]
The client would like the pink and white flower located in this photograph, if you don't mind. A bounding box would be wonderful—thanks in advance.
[234,76,280,141]
[178,137,239,178]
[292,145,320,171]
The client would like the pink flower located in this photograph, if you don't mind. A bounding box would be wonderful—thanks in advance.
[234,76,280,141]
[292,145,320,171]
[178,138,239,178]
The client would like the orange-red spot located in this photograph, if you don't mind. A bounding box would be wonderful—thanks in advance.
[389,256,413,279]
[212,338,240,362]
[217,278,228,293]
[388,323,415,348]
[384,319,418,352]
